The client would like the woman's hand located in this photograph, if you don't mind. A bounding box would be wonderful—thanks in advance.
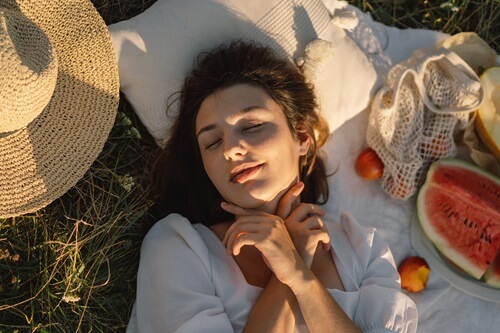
[221,203,303,286]
[277,182,331,268]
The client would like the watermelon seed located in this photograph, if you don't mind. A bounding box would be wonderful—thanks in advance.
[483,234,491,243]
[463,217,468,225]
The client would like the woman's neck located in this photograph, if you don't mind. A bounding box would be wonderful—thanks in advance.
[243,187,301,218]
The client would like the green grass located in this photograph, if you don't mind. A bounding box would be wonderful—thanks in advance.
[348,0,499,52]
[0,97,158,332]
[1,0,498,332]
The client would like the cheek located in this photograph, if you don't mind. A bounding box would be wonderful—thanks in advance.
[255,127,295,151]
[200,153,223,185]
[278,134,303,160]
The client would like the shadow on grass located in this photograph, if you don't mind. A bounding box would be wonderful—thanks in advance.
[0,92,159,332]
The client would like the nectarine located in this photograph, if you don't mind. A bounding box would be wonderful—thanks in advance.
[398,256,430,293]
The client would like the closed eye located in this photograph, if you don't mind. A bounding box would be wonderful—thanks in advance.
[205,138,222,150]
[203,123,264,150]
[242,123,264,133]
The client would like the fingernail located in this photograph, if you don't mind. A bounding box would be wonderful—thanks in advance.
[293,182,304,195]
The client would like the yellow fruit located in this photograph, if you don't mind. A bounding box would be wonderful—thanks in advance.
[475,67,500,160]
[436,32,497,73]
[398,256,430,293]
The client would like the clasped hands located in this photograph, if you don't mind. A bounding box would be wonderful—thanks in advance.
[221,182,331,287]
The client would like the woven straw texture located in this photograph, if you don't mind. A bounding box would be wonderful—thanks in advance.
[0,0,119,218]
[367,48,483,200]
[0,8,58,133]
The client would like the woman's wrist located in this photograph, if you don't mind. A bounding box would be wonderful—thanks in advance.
[243,275,298,333]
[286,266,362,333]
[285,255,318,296]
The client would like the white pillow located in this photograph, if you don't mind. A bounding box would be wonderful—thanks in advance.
[296,33,377,134]
[108,0,382,145]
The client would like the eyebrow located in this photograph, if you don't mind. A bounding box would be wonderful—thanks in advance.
[196,105,266,139]
[196,124,217,139]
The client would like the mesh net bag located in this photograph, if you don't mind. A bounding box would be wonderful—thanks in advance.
[367,48,483,200]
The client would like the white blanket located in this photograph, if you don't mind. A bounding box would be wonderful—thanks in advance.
[321,106,500,332]
[320,3,500,331]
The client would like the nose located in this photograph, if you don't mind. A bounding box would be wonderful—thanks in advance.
[223,135,247,160]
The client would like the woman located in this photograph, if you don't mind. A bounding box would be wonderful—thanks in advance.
[128,41,417,333]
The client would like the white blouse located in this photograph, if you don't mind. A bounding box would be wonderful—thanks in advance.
[126,211,418,333]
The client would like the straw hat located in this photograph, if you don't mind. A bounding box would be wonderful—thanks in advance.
[0,0,119,218]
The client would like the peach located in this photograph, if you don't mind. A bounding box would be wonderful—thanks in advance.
[398,256,430,293]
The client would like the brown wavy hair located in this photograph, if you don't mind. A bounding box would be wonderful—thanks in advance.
[151,40,330,226]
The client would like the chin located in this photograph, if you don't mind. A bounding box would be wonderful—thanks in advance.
[224,180,294,211]
[230,196,267,209]
[239,191,284,212]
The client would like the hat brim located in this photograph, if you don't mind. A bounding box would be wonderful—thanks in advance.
[0,0,119,218]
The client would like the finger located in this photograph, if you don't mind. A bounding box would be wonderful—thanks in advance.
[230,232,262,256]
[307,229,331,251]
[223,219,267,253]
[227,231,247,255]
[223,229,243,252]
[220,202,266,217]
[222,214,276,246]
[288,203,326,223]
[301,219,331,251]
[302,216,325,230]
[313,220,331,251]
[276,182,304,219]
[222,217,258,247]
[320,225,332,251]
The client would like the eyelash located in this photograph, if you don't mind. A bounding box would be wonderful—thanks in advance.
[242,123,263,132]
[205,139,221,150]
[204,123,264,150]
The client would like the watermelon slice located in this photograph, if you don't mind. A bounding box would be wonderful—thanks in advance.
[485,251,500,288]
[417,158,500,280]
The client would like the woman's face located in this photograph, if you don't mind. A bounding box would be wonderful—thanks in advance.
[196,83,308,212]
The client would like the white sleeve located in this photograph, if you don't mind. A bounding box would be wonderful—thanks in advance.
[133,214,234,333]
[337,212,418,333]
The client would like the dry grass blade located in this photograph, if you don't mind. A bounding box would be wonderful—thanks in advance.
[0,95,158,332]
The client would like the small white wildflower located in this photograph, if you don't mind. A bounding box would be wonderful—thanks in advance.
[117,174,135,192]
[62,294,81,303]
[440,2,459,12]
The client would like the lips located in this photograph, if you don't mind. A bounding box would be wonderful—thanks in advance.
[230,163,263,183]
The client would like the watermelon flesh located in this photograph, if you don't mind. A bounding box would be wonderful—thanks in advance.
[417,159,500,280]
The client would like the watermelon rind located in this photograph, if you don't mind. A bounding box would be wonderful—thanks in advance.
[417,158,500,280]
[485,252,500,288]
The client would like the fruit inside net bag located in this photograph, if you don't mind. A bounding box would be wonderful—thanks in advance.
[366,48,483,200]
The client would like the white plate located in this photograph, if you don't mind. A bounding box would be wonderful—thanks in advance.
[410,209,500,304]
